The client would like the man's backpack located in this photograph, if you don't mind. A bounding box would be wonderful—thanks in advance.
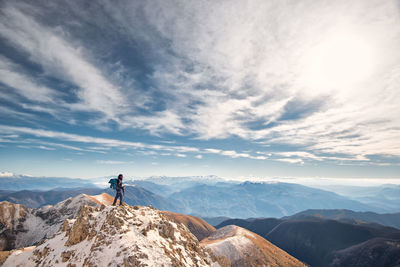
[108,178,117,190]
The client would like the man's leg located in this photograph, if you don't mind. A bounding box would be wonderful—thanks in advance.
[119,193,123,206]
[113,193,118,205]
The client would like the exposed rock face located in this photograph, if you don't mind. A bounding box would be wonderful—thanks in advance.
[202,225,306,267]
[161,210,216,241]
[0,202,30,250]
[0,194,101,251]
[4,205,222,267]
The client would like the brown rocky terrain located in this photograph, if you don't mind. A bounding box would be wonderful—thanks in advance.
[85,193,115,206]
[161,210,216,241]
[202,225,307,267]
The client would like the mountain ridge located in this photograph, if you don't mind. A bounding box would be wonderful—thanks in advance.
[286,208,400,229]
[1,193,307,267]
[202,225,306,267]
[3,204,223,267]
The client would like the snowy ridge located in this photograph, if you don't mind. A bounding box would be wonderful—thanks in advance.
[4,204,222,267]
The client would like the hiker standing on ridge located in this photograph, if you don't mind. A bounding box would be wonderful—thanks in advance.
[113,174,125,206]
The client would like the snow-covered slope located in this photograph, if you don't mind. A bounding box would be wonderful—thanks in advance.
[0,194,102,250]
[202,225,306,267]
[4,205,222,267]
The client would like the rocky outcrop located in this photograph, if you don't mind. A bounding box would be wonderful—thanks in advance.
[202,225,306,267]
[0,202,30,250]
[0,194,102,251]
[4,205,223,267]
[161,210,216,241]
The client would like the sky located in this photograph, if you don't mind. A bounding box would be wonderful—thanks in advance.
[0,0,399,181]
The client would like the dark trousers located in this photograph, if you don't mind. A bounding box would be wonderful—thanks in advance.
[113,191,123,205]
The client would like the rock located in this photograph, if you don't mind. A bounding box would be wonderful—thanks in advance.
[61,251,74,262]
[65,206,95,246]
[158,221,176,241]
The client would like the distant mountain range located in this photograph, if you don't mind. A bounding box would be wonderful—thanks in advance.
[168,181,374,218]
[266,219,400,267]
[285,209,400,229]
[1,175,398,219]
[129,175,225,197]
[309,184,400,213]
[0,174,97,191]
[134,178,399,216]
[216,212,400,267]
[0,186,182,212]
[102,186,182,211]
[201,216,231,227]
[0,188,104,208]
[330,237,400,267]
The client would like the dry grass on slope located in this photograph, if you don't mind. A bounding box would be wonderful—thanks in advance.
[202,225,307,267]
[85,193,115,206]
[161,211,216,241]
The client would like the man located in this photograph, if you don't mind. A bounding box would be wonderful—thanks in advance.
[113,174,125,206]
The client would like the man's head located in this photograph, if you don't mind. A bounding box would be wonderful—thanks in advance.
[118,174,123,180]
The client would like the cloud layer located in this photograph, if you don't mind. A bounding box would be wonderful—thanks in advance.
[0,0,399,168]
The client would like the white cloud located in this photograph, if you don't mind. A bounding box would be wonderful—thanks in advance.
[136,0,400,159]
[0,125,266,160]
[0,171,15,177]
[0,56,56,103]
[204,147,267,160]
[0,105,37,121]
[275,151,323,161]
[0,5,127,119]
[37,145,56,151]
[96,160,133,165]
[276,158,304,165]
[121,111,185,136]
[1,0,399,165]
